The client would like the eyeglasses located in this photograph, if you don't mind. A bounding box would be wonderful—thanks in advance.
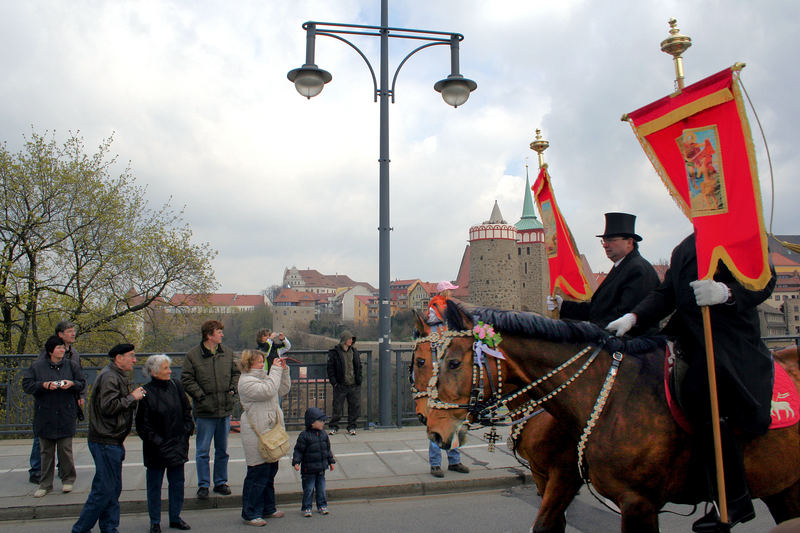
[600,237,626,244]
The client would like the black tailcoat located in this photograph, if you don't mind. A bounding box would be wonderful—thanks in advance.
[560,248,660,335]
[632,233,775,434]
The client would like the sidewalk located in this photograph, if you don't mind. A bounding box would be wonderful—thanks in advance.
[0,425,532,521]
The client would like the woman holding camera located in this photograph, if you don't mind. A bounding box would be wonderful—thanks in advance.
[238,349,291,526]
[22,335,85,497]
[136,354,194,533]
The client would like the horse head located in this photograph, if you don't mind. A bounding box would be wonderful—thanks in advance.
[426,298,480,450]
[411,309,433,423]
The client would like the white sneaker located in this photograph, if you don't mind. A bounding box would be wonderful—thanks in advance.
[62,484,73,493]
[33,488,48,498]
[242,518,266,527]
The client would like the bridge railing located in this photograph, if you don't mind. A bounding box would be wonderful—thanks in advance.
[0,348,419,437]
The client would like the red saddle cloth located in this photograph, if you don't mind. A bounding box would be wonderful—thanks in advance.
[664,343,800,433]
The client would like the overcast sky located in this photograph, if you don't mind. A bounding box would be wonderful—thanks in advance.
[2,1,798,293]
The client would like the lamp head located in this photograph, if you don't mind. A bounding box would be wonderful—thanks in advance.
[287,64,332,99]
[434,74,477,108]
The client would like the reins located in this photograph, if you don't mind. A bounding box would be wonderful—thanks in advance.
[425,320,631,503]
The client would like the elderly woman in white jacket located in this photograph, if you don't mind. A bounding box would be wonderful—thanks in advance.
[238,349,291,527]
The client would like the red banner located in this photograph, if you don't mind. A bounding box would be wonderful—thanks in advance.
[626,66,770,290]
[532,166,593,300]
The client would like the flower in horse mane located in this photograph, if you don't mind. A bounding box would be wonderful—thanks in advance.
[473,321,502,348]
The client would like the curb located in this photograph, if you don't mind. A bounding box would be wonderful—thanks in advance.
[0,469,533,521]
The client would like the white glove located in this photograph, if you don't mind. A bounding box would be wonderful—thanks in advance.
[690,279,730,306]
[606,313,637,337]
[546,295,563,312]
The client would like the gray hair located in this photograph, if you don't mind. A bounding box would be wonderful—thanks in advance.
[144,354,172,377]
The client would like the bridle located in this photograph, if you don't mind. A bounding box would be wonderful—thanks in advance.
[426,320,625,479]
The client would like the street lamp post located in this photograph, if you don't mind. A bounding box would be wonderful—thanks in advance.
[288,1,476,427]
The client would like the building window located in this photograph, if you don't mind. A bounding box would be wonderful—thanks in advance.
[518,248,521,255]
[527,247,530,255]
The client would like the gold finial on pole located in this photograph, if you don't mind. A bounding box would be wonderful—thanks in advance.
[660,18,692,91]
[529,129,550,169]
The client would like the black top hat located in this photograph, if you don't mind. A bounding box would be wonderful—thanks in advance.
[596,212,642,242]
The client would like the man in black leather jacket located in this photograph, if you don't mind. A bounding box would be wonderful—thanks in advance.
[72,344,145,533]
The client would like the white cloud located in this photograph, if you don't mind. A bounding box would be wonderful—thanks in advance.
[1,0,798,292]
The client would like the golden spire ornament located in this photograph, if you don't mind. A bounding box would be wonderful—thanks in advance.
[660,18,692,91]
[529,129,550,169]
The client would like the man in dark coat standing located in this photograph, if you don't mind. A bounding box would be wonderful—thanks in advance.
[326,330,362,435]
[607,232,776,532]
[72,343,146,533]
[551,212,660,335]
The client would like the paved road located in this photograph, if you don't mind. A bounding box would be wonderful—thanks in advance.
[0,485,777,533]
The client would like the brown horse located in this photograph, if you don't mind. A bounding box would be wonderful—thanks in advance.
[411,311,580,533]
[426,299,800,533]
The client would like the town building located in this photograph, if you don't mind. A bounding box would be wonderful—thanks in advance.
[167,293,268,313]
[456,175,549,313]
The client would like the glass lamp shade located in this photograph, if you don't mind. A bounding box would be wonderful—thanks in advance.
[287,65,332,99]
[434,75,477,108]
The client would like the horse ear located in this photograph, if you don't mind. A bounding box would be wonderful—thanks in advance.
[412,309,429,336]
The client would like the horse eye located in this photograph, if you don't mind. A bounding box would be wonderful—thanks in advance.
[447,359,461,370]
[415,358,426,368]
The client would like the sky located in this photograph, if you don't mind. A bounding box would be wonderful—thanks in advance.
[2,1,799,294]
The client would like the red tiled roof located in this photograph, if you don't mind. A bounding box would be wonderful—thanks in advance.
[296,269,357,289]
[170,293,265,307]
[171,293,236,306]
[274,288,327,304]
[231,295,265,307]
[419,282,438,296]
[452,245,470,298]
[771,252,800,267]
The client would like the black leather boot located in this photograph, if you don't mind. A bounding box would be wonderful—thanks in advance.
[691,420,755,533]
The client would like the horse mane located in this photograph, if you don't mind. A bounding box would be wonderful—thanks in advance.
[444,298,665,356]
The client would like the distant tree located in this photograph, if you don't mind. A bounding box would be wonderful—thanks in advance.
[0,130,217,354]
[263,284,283,304]
[390,309,415,341]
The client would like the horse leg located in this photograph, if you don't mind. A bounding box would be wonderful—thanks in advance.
[762,478,800,525]
[530,465,580,533]
[618,494,659,533]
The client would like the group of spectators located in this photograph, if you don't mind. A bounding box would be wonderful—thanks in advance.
[22,319,362,531]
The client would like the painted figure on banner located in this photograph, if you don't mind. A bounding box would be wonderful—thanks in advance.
[678,127,727,214]
[541,200,558,258]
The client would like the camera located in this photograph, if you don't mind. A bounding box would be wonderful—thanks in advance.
[53,380,66,388]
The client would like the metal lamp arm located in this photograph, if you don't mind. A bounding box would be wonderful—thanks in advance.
[390,41,448,103]
[317,32,379,102]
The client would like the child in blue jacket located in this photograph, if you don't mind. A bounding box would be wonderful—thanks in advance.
[293,407,335,517]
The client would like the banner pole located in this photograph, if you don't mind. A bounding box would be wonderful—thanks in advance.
[701,305,728,524]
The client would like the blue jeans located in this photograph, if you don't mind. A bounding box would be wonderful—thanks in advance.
[428,440,460,467]
[301,471,327,511]
[29,436,41,475]
[241,461,279,521]
[72,442,124,533]
[195,416,230,488]
[146,465,185,525]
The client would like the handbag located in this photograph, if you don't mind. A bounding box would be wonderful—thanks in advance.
[246,408,290,462]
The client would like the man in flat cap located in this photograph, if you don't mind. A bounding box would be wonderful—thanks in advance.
[72,344,145,533]
[549,212,660,335]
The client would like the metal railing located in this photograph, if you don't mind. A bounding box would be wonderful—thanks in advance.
[0,348,419,437]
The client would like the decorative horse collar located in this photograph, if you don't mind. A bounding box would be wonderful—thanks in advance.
[425,318,625,478]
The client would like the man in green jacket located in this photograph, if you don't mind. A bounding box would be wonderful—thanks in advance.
[181,320,240,500]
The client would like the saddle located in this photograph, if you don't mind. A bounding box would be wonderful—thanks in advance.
[664,342,800,433]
